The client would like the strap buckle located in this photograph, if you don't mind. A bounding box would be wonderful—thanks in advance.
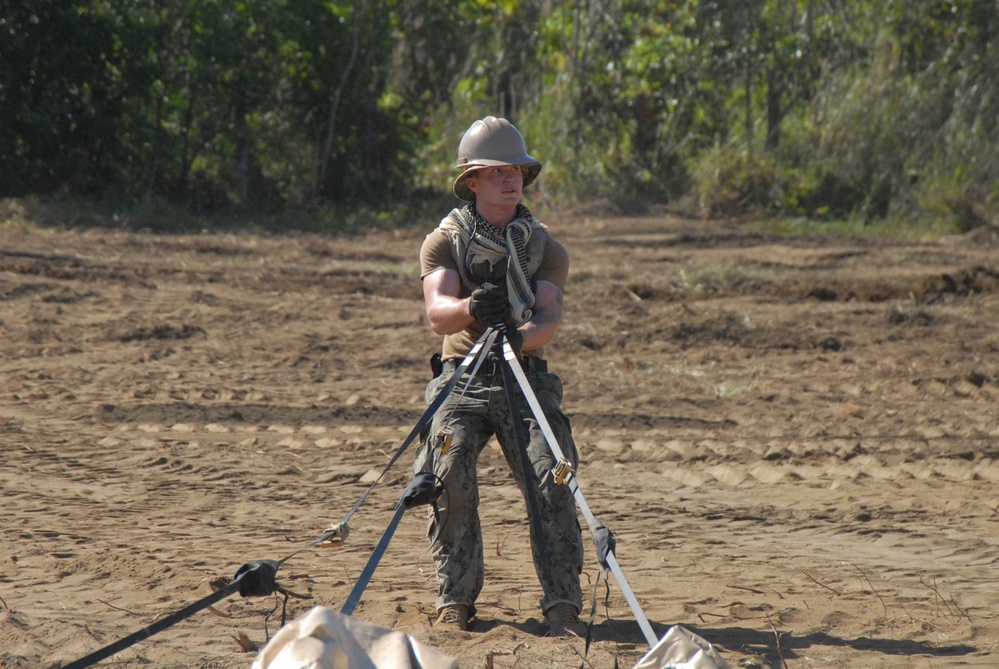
[319,522,351,548]
[551,459,574,485]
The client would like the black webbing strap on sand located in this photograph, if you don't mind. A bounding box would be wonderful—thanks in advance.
[61,330,498,669]
[61,572,247,669]
[339,472,442,616]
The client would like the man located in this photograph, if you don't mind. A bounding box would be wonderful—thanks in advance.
[416,116,586,637]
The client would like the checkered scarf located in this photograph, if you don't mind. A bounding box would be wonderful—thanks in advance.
[440,204,538,326]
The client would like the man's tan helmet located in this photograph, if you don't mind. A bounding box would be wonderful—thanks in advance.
[452,116,542,201]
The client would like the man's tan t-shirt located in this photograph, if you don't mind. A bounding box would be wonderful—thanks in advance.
[420,226,569,361]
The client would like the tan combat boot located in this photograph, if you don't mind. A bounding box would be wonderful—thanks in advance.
[545,603,587,638]
[434,604,471,632]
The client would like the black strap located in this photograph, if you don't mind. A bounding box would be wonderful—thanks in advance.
[340,472,442,616]
[61,569,249,669]
[578,564,611,668]
[61,333,500,669]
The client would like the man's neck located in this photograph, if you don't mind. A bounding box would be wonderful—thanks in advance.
[475,201,518,229]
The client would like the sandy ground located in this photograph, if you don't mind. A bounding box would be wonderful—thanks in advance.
[2,200,999,669]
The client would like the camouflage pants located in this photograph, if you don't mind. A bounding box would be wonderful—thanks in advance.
[415,360,584,616]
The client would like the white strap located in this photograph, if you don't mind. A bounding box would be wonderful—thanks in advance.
[500,336,659,647]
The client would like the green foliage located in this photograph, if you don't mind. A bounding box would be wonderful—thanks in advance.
[0,0,157,196]
[2,0,998,231]
[690,144,814,218]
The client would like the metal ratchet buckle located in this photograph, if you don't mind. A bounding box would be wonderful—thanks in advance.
[551,460,574,485]
[319,522,351,548]
[437,427,453,455]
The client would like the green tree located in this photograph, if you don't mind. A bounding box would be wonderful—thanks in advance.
[0,0,156,197]
[2,0,997,227]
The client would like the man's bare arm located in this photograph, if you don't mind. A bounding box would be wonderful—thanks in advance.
[423,268,475,335]
[423,270,563,350]
[519,280,563,351]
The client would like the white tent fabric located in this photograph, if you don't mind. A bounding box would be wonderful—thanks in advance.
[251,606,458,669]
[631,625,732,669]
[252,606,730,669]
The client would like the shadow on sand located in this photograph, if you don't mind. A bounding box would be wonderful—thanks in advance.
[563,619,979,668]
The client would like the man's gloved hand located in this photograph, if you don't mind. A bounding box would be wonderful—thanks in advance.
[468,284,509,327]
[502,322,524,355]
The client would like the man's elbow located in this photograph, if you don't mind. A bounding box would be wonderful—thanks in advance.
[426,311,454,336]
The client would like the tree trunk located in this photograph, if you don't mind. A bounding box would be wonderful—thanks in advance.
[766,66,781,150]
[317,25,361,198]
[175,93,196,197]
[145,92,164,200]
[234,88,250,204]
[745,64,754,151]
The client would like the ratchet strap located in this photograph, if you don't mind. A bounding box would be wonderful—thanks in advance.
[62,331,500,668]
[499,330,658,647]
[282,327,500,565]
[61,326,656,668]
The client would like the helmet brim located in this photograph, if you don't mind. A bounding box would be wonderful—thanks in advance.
[452,160,543,202]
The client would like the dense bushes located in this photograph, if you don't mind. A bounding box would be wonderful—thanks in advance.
[1,0,996,230]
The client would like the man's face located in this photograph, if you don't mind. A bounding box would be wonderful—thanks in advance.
[466,165,524,208]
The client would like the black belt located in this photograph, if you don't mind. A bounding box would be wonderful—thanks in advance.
[441,356,547,376]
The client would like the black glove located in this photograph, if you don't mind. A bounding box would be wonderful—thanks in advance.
[468,284,509,327]
[502,322,524,355]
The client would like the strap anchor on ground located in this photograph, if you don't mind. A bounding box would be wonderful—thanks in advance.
[60,558,286,669]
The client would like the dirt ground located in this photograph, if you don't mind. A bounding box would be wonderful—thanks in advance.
[2,199,999,669]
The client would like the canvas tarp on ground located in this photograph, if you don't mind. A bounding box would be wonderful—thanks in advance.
[251,606,458,669]
[631,625,732,669]
[251,606,731,669]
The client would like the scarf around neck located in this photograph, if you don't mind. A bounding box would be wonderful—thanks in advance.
[439,203,540,326]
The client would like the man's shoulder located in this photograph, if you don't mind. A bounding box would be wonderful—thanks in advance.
[420,227,449,256]
[540,231,568,260]
[420,222,461,278]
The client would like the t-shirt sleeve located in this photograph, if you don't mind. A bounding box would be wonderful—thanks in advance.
[420,229,457,280]
[533,236,569,290]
